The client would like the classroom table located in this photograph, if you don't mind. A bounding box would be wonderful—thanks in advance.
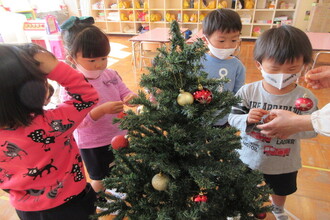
[185,29,203,44]
[306,32,330,51]
[306,32,330,68]
[129,27,187,69]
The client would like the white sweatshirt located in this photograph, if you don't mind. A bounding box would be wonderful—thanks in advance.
[312,103,330,136]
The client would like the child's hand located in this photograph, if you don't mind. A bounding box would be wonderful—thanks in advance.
[123,93,138,107]
[90,101,124,121]
[33,50,59,74]
[263,113,276,123]
[101,101,124,114]
[247,108,269,124]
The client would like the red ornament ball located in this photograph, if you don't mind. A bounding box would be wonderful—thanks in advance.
[117,111,127,119]
[254,212,267,219]
[193,194,208,202]
[295,95,313,111]
[111,135,129,150]
[193,88,213,104]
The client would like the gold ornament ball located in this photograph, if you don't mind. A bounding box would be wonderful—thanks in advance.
[151,173,170,191]
[177,91,194,106]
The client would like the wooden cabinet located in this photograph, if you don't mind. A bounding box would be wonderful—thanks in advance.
[82,0,300,39]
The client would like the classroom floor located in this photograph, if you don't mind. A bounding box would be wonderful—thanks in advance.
[0,36,329,220]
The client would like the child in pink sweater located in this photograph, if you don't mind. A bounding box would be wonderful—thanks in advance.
[0,43,99,219]
[60,16,136,195]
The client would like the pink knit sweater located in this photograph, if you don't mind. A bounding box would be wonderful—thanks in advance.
[60,69,134,149]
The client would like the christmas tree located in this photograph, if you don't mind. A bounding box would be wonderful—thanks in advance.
[96,21,271,220]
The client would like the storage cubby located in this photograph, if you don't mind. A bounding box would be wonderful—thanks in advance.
[82,0,301,38]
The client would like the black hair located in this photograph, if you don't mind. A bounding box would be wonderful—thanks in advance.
[47,83,55,100]
[61,20,110,59]
[202,9,242,37]
[0,44,47,128]
[254,25,313,65]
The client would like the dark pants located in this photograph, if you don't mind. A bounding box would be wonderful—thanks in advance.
[16,183,96,220]
[264,171,298,196]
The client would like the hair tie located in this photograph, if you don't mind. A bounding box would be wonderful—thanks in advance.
[60,16,95,31]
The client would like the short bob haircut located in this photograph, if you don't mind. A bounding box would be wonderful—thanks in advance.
[61,22,110,59]
[202,9,242,37]
[254,25,313,65]
[0,44,47,128]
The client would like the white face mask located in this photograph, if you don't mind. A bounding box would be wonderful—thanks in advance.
[260,66,303,90]
[205,37,236,60]
[76,63,103,79]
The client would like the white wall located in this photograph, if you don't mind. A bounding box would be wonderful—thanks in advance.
[295,0,316,31]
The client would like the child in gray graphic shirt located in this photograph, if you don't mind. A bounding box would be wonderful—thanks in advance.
[228,26,318,220]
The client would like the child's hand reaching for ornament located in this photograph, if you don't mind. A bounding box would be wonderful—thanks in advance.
[262,113,276,123]
[123,93,138,107]
[89,101,124,121]
[247,108,269,124]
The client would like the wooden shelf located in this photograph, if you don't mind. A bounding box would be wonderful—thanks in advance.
[81,0,301,38]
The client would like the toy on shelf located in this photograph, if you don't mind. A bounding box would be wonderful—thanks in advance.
[256,19,272,24]
[150,13,162,22]
[279,1,295,9]
[145,13,150,22]
[207,0,216,9]
[134,0,141,8]
[137,25,149,34]
[252,26,262,37]
[92,1,104,10]
[120,13,129,21]
[119,1,131,9]
[183,0,190,9]
[110,3,118,9]
[108,12,120,21]
[268,0,276,9]
[190,0,195,8]
[218,1,228,8]
[190,14,197,22]
[137,11,149,21]
[240,13,252,24]
[199,13,206,22]
[15,10,36,20]
[23,15,65,60]
[144,1,149,9]
[245,0,255,9]
[166,13,177,22]
[194,1,199,9]
[281,20,292,25]
[128,11,136,21]
[237,0,243,9]
[183,13,189,22]
[200,0,207,9]
[97,12,105,20]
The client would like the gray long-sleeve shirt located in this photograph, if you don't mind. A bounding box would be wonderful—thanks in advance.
[228,80,318,174]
